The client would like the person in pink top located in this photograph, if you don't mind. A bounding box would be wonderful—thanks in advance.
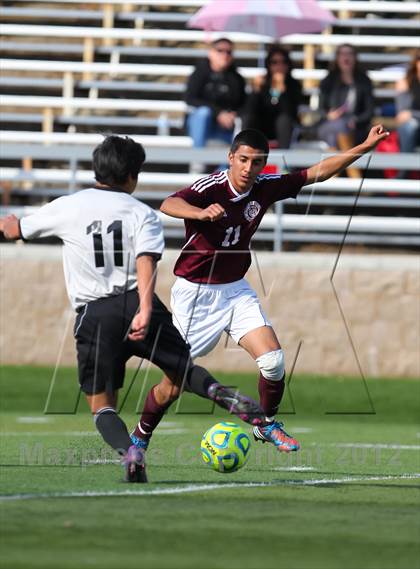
[161,126,389,452]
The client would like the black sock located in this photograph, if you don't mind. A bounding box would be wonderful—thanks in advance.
[185,365,218,398]
[94,407,132,455]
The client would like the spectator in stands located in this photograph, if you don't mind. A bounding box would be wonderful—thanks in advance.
[184,38,246,148]
[317,44,374,175]
[395,49,420,159]
[243,45,303,149]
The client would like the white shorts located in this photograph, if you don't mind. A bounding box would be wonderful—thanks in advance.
[170,277,272,358]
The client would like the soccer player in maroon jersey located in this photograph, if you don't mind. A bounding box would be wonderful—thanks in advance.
[161,125,389,452]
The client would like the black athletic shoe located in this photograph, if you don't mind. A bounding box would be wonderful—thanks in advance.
[122,444,147,483]
[207,383,265,426]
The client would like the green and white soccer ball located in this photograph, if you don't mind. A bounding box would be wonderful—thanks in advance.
[201,421,251,473]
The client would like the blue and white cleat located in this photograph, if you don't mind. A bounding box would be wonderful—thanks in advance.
[253,421,300,452]
[130,433,150,451]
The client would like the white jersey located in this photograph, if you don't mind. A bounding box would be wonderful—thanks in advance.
[20,188,164,309]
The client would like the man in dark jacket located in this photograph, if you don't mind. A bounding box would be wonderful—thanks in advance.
[185,38,246,148]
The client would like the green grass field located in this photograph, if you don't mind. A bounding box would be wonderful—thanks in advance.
[1,366,419,569]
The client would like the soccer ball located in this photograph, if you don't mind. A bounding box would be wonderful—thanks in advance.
[201,421,251,473]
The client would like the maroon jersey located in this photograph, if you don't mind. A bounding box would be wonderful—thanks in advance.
[172,169,307,284]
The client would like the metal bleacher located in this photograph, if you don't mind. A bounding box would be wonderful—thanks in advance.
[1,139,419,249]
[1,0,419,250]
[1,0,418,132]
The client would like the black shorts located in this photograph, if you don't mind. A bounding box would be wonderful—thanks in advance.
[74,290,192,395]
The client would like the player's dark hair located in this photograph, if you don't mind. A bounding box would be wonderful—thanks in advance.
[330,43,363,76]
[230,129,269,159]
[93,135,146,187]
[264,44,293,76]
[211,37,234,49]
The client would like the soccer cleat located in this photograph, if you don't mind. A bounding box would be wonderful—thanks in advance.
[130,433,150,451]
[207,383,265,426]
[122,444,147,483]
[253,421,300,452]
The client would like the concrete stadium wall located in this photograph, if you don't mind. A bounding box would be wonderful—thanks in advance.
[1,244,418,378]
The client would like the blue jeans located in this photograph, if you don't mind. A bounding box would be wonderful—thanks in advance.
[186,106,234,148]
[318,117,351,148]
[398,117,420,153]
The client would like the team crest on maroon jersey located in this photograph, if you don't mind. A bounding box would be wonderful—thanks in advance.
[244,201,261,221]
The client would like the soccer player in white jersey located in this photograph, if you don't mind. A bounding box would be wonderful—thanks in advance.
[0,135,264,482]
[161,125,389,452]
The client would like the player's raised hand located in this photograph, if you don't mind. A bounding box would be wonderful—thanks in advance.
[0,214,20,240]
[364,124,390,150]
[197,203,226,222]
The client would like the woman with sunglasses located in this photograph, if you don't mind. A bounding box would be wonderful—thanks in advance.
[243,45,303,149]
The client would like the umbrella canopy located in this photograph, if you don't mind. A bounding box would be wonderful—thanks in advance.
[188,0,335,37]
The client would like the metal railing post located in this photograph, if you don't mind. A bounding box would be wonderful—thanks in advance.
[274,201,283,252]
[69,156,78,194]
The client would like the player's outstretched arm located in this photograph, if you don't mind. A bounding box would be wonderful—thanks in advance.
[0,214,21,240]
[160,197,225,222]
[128,254,157,341]
[305,124,390,185]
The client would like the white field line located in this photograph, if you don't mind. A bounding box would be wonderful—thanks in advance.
[316,443,420,451]
[154,428,188,435]
[2,432,420,450]
[0,482,271,501]
[0,429,188,437]
[13,418,179,427]
[0,431,98,437]
[83,459,120,464]
[289,427,313,433]
[0,430,420,451]
[16,417,52,424]
[272,466,315,472]
[1,474,420,502]
[293,474,420,486]
[2,431,419,449]
[70,464,314,470]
